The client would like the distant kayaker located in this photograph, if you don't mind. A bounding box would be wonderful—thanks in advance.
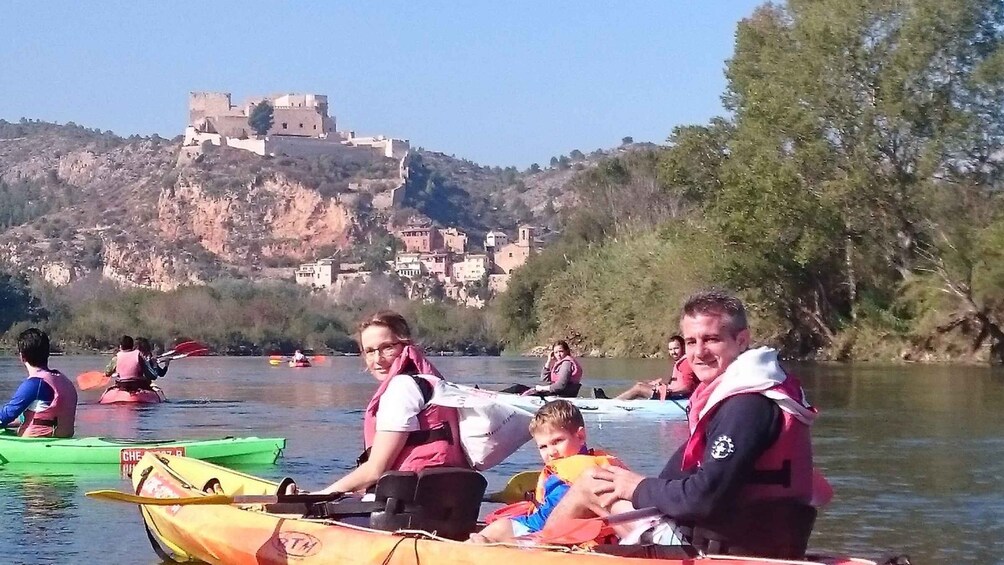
[291,349,308,364]
[547,289,827,559]
[500,340,583,398]
[469,399,625,543]
[136,337,170,380]
[0,328,78,438]
[602,335,698,401]
[316,310,468,495]
[104,335,158,392]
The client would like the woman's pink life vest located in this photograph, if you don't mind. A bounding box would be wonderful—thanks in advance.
[682,373,815,505]
[361,345,469,472]
[19,369,78,438]
[115,349,144,381]
[549,356,583,385]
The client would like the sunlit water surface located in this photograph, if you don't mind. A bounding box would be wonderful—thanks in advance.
[1,355,1002,564]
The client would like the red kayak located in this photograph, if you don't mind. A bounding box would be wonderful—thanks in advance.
[99,385,166,404]
[289,360,311,368]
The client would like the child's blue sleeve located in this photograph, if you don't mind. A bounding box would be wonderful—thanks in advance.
[512,475,570,533]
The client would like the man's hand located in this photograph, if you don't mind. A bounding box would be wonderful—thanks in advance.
[591,465,646,508]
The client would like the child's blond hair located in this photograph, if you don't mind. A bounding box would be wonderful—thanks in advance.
[528,399,585,436]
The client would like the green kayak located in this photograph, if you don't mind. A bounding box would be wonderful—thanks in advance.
[0,431,285,476]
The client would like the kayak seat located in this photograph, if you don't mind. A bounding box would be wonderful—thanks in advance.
[680,500,817,559]
[370,467,487,540]
[307,468,487,540]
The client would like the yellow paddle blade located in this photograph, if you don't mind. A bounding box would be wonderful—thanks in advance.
[486,470,538,504]
[85,490,278,506]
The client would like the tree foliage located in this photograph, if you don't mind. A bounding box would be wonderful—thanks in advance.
[248,102,274,136]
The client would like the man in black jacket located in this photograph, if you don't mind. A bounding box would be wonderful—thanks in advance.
[547,289,821,558]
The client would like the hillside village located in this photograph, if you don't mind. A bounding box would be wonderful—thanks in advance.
[295,223,544,308]
[180,91,549,307]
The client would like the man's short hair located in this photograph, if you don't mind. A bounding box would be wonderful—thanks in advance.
[120,335,134,350]
[17,328,50,367]
[681,288,748,336]
[529,399,585,436]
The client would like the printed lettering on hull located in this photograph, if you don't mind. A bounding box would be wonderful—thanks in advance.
[120,446,186,477]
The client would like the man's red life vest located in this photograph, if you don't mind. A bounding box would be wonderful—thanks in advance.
[655,357,698,400]
[115,349,143,381]
[682,374,814,504]
[361,346,468,472]
[19,369,78,438]
[549,356,583,385]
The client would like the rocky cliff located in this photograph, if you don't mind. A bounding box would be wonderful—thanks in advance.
[0,119,625,290]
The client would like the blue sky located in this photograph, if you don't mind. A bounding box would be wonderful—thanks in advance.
[1,1,763,167]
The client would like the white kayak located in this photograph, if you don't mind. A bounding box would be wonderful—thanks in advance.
[454,384,688,419]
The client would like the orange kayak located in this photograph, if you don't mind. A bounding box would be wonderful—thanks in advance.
[129,453,878,565]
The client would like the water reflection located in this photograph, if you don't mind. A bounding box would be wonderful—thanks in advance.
[0,355,1002,562]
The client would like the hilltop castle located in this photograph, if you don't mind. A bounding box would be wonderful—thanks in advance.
[181,92,410,208]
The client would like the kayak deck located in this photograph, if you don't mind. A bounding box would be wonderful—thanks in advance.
[456,385,688,419]
[130,453,876,565]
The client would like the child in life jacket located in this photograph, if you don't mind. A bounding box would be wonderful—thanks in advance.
[469,399,624,543]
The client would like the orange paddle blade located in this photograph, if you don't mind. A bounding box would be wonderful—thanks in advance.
[77,371,110,391]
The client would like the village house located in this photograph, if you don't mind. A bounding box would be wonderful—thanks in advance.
[451,254,490,284]
[398,226,444,254]
[395,253,424,278]
[419,252,451,281]
[295,258,337,288]
[492,225,538,275]
[294,258,373,290]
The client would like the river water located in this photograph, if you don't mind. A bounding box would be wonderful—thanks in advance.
[0,355,1001,564]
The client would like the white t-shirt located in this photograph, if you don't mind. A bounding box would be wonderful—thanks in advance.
[374,375,427,433]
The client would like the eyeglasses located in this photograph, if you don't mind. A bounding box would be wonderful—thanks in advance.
[362,342,403,358]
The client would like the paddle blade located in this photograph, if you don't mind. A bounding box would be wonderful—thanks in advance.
[77,371,110,391]
[486,470,539,503]
[86,490,343,506]
[86,490,245,506]
[171,341,207,355]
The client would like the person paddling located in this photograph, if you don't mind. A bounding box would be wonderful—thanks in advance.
[316,310,469,495]
[0,328,78,438]
[104,335,159,393]
[547,290,827,559]
[136,337,170,381]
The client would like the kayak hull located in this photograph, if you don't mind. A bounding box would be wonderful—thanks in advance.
[99,385,166,404]
[289,361,311,368]
[0,432,285,472]
[131,454,875,565]
[456,385,688,419]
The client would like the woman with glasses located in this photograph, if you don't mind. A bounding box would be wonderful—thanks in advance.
[317,310,468,494]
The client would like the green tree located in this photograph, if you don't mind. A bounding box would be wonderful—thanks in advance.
[248,102,274,136]
[0,271,45,334]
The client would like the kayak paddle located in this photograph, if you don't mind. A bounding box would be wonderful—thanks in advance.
[158,340,208,360]
[534,506,662,545]
[86,490,343,506]
[485,470,538,503]
[77,371,111,391]
[159,348,210,362]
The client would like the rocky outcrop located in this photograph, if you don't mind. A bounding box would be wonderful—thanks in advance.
[158,173,357,263]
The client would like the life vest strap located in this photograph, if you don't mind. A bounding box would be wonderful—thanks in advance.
[357,425,453,466]
[749,459,791,487]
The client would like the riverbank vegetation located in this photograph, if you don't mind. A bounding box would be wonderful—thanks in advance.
[0,273,499,356]
[498,0,1004,363]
